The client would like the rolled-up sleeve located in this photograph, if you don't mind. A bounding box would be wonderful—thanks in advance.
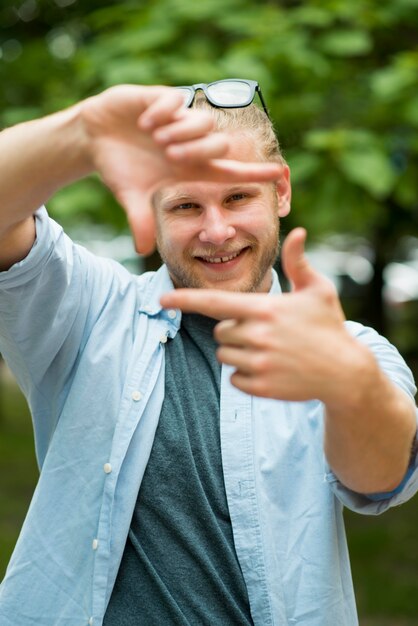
[324,320,418,514]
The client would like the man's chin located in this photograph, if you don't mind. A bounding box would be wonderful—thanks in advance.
[170,271,270,293]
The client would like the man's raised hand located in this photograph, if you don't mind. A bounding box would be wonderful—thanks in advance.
[81,85,282,254]
[160,228,363,404]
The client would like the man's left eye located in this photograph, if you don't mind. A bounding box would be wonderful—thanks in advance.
[175,203,197,210]
[228,193,247,202]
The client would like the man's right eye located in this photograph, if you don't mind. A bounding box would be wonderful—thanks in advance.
[173,202,198,211]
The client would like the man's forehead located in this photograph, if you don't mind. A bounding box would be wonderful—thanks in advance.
[153,134,265,207]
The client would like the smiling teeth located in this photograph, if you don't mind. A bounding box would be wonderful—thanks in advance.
[204,251,241,264]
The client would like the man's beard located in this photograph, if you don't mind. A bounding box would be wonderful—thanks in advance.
[157,223,280,293]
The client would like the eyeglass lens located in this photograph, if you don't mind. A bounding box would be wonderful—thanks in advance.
[207,81,252,105]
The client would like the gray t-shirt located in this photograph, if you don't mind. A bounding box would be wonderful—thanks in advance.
[104,314,253,625]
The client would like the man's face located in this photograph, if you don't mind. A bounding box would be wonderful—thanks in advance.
[154,135,291,293]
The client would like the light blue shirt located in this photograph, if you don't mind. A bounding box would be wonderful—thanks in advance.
[0,208,417,626]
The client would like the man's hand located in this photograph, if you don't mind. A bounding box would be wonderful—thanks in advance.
[81,85,282,254]
[161,228,355,403]
[0,84,282,265]
[161,228,417,493]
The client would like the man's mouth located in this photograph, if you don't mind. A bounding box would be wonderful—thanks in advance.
[198,249,243,264]
[193,247,250,266]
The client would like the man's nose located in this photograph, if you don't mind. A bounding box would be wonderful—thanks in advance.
[198,207,236,245]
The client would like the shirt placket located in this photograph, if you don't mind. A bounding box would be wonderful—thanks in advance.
[90,316,173,623]
[220,364,275,626]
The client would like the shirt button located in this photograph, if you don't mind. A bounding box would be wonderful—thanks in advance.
[88,618,94,626]
[103,463,112,474]
[167,309,177,319]
[160,334,168,344]
[92,539,99,550]
[131,390,142,401]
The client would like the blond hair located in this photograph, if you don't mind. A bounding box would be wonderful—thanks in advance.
[192,91,284,164]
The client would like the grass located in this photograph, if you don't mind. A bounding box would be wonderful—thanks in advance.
[346,501,418,620]
[0,368,417,623]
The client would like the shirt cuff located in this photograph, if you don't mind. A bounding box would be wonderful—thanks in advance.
[325,409,418,514]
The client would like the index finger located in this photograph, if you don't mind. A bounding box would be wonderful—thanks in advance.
[168,155,283,183]
[137,87,186,129]
[160,289,272,320]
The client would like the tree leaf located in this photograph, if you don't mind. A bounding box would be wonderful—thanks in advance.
[318,29,373,57]
[337,149,398,198]
[286,151,322,183]
[371,65,418,100]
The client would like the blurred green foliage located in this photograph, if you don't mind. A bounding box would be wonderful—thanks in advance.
[1,0,418,337]
[1,0,417,237]
[0,0,417,620]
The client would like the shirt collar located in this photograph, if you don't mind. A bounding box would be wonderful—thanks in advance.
[269,268,282,295]
[138,264,282,326]
[138,264,176,311]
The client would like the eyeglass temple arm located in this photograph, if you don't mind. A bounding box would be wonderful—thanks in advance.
[256,88,270,118]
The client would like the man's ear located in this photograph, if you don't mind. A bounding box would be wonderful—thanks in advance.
[276,164,291,217]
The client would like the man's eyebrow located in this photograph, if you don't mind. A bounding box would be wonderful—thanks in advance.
[152,187,184,209]
[153,190,196,208]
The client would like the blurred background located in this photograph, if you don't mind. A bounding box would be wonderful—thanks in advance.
[0,0,417,622]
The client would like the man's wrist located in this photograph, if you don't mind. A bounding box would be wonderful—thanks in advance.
[52,103,94,183]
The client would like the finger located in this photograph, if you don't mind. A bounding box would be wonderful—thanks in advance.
[215,319,270,349]
[138,88,186,130]
[214,319,239,343]
[165,133,230,162]
[153,110,214,145]
[281,228,321,291]
[164,157,282,183]
[229,372,274,398]
[160,289,270,320]
[216,346,255,372]
[103,85,181,127]
[198,158,283,183]
[119,189,156,256]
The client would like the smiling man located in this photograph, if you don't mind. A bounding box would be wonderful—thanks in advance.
[153,109,291,294]
[154,178,286,293]
[0,80,417,626]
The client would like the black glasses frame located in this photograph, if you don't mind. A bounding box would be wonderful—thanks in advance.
[176,79,270,119]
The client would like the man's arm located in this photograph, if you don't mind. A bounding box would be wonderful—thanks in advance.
[0,104,89,270]
[0,85,282,269]
[160,228,417,495]
[323,353,416,494]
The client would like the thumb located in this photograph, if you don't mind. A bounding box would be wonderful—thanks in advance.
[119,189,157,256]
[281,228,320,291]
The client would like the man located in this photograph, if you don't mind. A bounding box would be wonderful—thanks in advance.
[0,80,417,626]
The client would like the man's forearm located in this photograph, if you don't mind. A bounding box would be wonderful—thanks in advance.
[0,104,91,236]
[324,344,417,495]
